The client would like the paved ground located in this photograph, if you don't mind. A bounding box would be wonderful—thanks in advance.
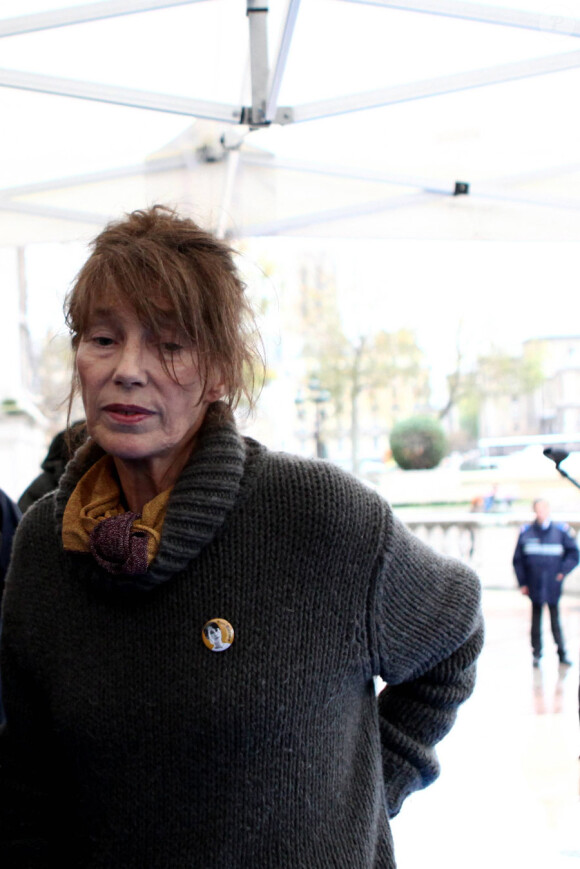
[391,589,580,868]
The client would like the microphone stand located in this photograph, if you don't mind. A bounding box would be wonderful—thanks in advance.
[543,448,580,489]
[555,465,580,490]
[542,448,580,702]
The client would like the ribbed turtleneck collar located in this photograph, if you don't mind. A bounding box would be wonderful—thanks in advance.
[55,402,248,593]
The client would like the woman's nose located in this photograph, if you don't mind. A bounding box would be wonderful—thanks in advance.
[113,341,148,387]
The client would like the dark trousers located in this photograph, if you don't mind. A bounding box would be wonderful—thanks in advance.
[531,602,566,659]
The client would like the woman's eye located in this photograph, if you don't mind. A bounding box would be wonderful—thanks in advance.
[161,342,184,354]
[93,336,114,346]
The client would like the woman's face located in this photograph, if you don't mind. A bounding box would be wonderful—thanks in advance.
[207,625,222,647]
[76,299,222,478]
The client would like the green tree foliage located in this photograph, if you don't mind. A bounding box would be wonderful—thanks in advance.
[311,328,429,474]
[457,387,480,442]
[314,329,426,412]
[295,258,430,472]
[390,416,448,470]
[476,348,544,396]
[442,341,545,443]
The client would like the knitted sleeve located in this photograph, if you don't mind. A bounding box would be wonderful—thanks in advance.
[371,512,484,817]
[0,500,63,866]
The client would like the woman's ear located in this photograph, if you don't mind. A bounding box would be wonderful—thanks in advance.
[205,368,225,403]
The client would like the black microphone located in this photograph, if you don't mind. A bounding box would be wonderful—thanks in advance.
[543,447,569,467]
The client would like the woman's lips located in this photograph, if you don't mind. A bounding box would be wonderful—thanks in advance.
[103,404,154,424]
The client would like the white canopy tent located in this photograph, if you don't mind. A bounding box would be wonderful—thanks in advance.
[0,0,579,243]
[2,0,580,499]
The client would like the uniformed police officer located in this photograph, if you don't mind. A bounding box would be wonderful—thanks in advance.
[513,498,579,667]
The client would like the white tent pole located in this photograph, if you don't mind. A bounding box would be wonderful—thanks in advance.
[215,6,260,237]
[342,0,580,37]
[290,50,580,122]
[228,191,437,237]
[473,188,580,212]
[265,0,302,122]
[0,68,243,122]
[0,155,193,199]
[246,0,270,127]
[0,49,577,138]
[4,48,576,127]
[0,0,209,39]
[240,153,458,189]
[216,150,242,239]
[0,199,108,225]
[3,0,577,41]
[231,181,580,237]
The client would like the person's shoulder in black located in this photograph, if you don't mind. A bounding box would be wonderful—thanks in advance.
[18,423,86,513]
[0,488,21,588]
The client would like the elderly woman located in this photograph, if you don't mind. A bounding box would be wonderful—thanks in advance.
[0,206,483,868]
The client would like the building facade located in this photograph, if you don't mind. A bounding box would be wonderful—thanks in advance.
[478,336,580,439]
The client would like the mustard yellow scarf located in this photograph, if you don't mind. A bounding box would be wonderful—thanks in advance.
[62,455,171,567]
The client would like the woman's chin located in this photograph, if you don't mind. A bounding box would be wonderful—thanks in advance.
[92,429,158,463]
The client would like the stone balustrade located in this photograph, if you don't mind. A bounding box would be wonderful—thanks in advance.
[396,510,580,595]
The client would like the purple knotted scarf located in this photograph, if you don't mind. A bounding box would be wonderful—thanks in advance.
[89,512,149,575]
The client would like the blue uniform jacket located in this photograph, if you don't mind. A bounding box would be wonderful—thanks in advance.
[513,520,579,605]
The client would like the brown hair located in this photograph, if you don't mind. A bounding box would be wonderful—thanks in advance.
[65,205,263,415]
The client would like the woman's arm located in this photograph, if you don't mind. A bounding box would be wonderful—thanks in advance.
[377,624,482,816]
[372,513,484,817]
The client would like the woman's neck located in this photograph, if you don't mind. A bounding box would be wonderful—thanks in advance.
[112,447,193,513]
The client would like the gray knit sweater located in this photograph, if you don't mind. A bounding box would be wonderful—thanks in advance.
[0,408,483,868]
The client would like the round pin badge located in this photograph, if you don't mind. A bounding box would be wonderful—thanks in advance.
[202,618,234,652]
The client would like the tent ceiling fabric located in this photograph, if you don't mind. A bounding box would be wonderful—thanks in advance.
[0,0,580,243]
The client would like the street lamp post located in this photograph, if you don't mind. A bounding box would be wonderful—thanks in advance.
[295,377,330,459]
